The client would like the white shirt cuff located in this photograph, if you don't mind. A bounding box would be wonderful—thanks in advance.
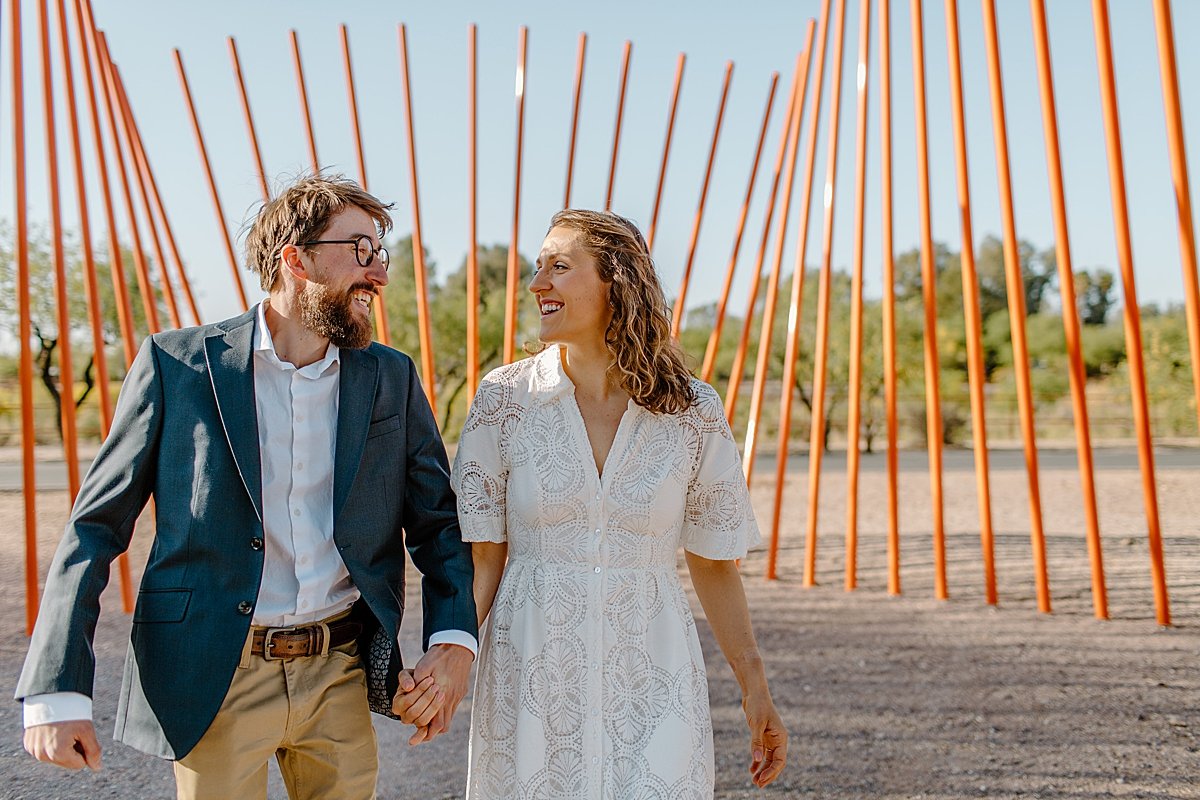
[23,692,93,728]
[427,629,478,659]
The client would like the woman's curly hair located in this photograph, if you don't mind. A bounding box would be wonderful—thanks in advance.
[543,209,695,415]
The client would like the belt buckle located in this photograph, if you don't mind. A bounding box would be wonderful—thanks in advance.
[262,626,295,661]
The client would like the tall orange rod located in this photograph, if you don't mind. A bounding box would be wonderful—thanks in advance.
[563,33,586,209]
[646,53,685,252]
[671,61,734,337]
[802,0,849,589]
[879,0,900,595]
[1091,0,1168,625]
[228,36,270,202]
[910,0,947,599]
[39,0,82,500]
[398,23,437,416]
[467,23,480,400]
[63,2,132,612]
[723,56,803,425]
[96,33,159,334]
[105,48,183,330]
[75,0,136,367]
[342,25,368,189]
[1152,0,1200,437]
[700,72,780,382]
[503,26,529,365]
[748,8,826,493]
[981,0,1050,611]
[604,40,632,212]
[175,49,248,311]
[763,14,825,578]
[844,0,872,591]
[13,0,39,636]
[113,68,203,327]
[290,30,320,173]
[343,24,390,346]
[1029,0,1106,619]
[944,0,996,604]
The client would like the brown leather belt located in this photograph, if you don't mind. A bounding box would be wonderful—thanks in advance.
[250,618,363,660]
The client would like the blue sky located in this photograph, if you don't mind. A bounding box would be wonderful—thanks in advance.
[3,0,1199,325]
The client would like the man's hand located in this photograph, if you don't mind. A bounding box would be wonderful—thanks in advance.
[392,669,443,741]
[24,721,102,771]
[406,644,473,745]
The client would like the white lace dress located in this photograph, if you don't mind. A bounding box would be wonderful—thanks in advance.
[452,346,760,799]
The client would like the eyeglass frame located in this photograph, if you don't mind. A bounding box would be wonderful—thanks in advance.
[297,234,390,271]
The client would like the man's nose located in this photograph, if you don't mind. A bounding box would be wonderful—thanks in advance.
[367,261,389,288]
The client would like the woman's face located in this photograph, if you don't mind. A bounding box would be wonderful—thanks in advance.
[529,226,614,349]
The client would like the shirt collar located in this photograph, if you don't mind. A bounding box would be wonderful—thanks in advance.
[255,300,340,377]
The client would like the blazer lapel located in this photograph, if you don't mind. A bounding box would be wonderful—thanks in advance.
[204,311,264,522]
[333,347,379,523]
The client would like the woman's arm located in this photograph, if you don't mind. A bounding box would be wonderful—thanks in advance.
[685,551,788,788]
[472,541,509,628]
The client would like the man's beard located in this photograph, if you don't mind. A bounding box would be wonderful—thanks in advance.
[297,280,376,349]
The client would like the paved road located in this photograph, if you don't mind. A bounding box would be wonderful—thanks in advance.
[3,445,1195,491]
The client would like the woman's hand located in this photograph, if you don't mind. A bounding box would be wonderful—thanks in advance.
[743,690,787,788]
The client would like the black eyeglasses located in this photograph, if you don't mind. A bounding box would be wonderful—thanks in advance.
[299,235,390,271]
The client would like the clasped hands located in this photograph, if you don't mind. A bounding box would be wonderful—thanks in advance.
[390,643,473,745]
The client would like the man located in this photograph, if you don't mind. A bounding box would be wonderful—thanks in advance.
[16,174,476,799]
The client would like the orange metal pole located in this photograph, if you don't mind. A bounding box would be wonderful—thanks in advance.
[398,23,438,417]
[1091,0,1169,625]
[724,56,803,424]
[175,49,248,311]
[646,53,685,252]
[910,0,947,600]
[844,0,872,591]
[700,72,780,383]
[343,25,390,346]
[106,52,183,331]
[604,40,632,212]
[802,0,850,590]
[763,15,826,578]
[39,0,82,501]
[671,62,734,338]
[879,0,900,595]
[228,36,270,202]
[1029,0,1106,619]
[13,0,40,636]
[981,0,1050,611]
[290,30,320,173]
[113,68,203,327]
[467,23,480,400]
[1151,0,1200,438]
[74,0,136,368]
[748,9,826,494]
[944,0,996,604]
[563,33,586,209]
[503,26,528,365]
[96,32,159,334]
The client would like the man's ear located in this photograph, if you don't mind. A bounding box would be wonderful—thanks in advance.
[279,243,308,282]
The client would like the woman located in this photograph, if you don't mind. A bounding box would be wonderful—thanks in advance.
[453,209,787,797]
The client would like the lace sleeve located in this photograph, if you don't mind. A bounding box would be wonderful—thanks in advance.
[680,383,761,560]
[451,373,522,543]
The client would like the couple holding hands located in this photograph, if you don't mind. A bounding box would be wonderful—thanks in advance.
[17,174,786,799]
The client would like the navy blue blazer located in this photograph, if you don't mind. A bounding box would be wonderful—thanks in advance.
[15,308,477,759]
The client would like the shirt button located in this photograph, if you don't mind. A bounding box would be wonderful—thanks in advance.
[237,601,253,615]
[296,461,304,471]
[300,599,310,609]
[296,414,305,422]
[293,509,301,517]
[250,537,263,550]
[593,566,601,574]
[299,555,310,565]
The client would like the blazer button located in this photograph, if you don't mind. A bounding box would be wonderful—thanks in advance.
[250,537,264,550]
[237,601,253,615]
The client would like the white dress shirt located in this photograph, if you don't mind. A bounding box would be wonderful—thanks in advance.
[24,302,475,727]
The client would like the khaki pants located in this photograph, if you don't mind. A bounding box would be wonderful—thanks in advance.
[173,623,378,800]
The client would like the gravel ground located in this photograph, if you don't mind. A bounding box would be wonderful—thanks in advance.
[1,448,1197,799]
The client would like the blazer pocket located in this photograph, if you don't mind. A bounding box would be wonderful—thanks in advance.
[133,589,192,623]
[367,414,401,440]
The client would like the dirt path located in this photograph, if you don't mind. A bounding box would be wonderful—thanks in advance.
[1,451,1197,798]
